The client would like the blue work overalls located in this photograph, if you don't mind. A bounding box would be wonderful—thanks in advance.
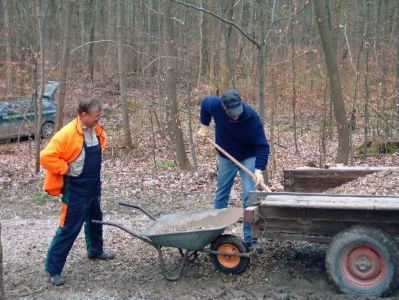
[45,139,103,275]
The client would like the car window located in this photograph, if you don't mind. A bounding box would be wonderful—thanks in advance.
[7,103,20,113]
[42,100,51,108]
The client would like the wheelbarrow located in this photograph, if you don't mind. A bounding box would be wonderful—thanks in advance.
[93,202,250,281]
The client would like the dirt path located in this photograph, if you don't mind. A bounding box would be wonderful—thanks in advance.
[2,176,398,300]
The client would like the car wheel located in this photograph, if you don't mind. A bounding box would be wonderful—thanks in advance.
[41,122,55,139]
[326,225,398,297]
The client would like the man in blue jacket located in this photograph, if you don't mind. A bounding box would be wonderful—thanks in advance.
[198,89,270,248]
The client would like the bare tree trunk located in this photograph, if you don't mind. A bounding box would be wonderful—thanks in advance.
[345,12,366,164]
[129,0,138,73]
[314,0,349,164]
[196,0,205,87]
[0,223,4,300]
[257,0,267,122]
[35,0,45,173]
[183,5,197,170]
[104,0,114,82]
[269,64,278,179]
[56,0,75,131]
[208,1,216,83]
[116,0,133,148]
[79,0,85,75]
[221,0,235,90]
[363,0,370,160]
[395,0,399,126]
[87,0,96,81]
[331,0,342,50]
[320,78,329,167]
[4,0,12,96]
[163,0,192,171]
[290,0,299,154]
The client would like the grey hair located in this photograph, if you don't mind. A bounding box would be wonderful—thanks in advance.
[78,98,102,115]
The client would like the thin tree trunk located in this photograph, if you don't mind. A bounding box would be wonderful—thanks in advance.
[87,0,96,81]
[117,0,133,148]
[314,0,349,164]
[257,0,267,122]
[395,0,399,126]
[4,0,12,96]
[221,0,235,90]
[80,0,85,75]
[290,0,299,154]
[35,0,45,173]
[183,4,197,170]
[208,2,216,82]
[363,0,370,160]
[269,64,278,179]
[163,0,192,171]
[196,0,204,87]
[130,0,138,73]
[320,78,328,166]
[104,0,114,81]
[56,0,75,131]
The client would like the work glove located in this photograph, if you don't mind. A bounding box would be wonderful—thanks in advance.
[197,124,210,139]
[254,169,265,189]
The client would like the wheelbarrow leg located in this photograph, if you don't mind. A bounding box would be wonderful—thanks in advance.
[157,247,192,281]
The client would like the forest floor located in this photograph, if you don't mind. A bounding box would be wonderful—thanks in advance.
[1,125,399,299]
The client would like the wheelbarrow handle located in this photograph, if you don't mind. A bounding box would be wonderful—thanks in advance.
[119,202,156,220]
[92,220,154,245]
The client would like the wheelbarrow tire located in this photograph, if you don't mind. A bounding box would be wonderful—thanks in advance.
[326,225,399,297]
[210,234,250,274]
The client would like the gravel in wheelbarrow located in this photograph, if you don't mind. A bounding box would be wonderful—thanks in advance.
[142,207,243,250]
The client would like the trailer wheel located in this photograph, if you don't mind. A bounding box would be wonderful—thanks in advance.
[326,225,398,297]
[209,234,250,274]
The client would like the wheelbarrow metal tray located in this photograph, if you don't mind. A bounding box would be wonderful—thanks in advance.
[142,207,242,250]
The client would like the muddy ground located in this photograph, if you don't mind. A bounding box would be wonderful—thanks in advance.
[1,142,399,299]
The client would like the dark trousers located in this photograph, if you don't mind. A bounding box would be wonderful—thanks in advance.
[45,177,103,275]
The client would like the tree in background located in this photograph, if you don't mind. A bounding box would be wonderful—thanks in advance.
[34,0,45,173]
[314,0,349,164]
[163,0,192,171]
[56,0,75,131]
[116,0,133,148]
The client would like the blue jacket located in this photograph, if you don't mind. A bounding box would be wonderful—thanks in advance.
[200,96,270,170]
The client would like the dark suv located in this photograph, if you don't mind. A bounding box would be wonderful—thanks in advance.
[0,81,58,140]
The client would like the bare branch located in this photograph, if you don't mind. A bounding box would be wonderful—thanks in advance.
[271,1,310,24]
[169,0,260,48]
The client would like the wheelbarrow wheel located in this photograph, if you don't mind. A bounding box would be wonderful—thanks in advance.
[210,234,250,274]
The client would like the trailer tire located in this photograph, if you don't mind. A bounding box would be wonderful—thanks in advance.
[326,225,398,297]
[209,234,250,274]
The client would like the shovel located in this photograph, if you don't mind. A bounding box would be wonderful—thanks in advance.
[206,137,272,192]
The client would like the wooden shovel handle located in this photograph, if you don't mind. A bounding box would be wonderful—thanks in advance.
[206,138,272,192]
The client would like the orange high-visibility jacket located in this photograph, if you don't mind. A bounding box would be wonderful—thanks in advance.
[40,117,107,196]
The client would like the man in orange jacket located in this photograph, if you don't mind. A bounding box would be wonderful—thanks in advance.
[40,98,115,286]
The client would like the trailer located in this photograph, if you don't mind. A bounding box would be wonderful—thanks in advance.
[244,191,399,297]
